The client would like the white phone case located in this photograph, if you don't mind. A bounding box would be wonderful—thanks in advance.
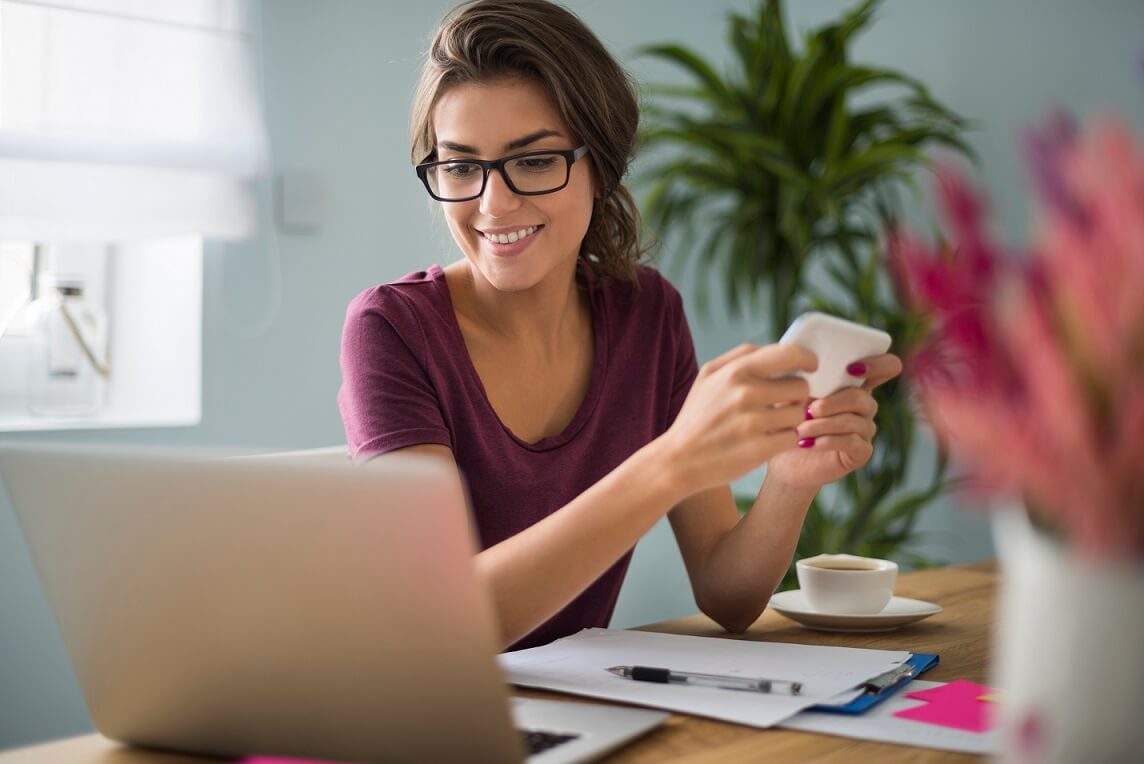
[779,312,892,398]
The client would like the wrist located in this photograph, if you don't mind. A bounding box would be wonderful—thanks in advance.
[764,449,833,493]
[758,470,819,513]
[633,434,696,507]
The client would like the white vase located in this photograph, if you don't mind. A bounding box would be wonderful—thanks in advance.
[992,508,1144,763]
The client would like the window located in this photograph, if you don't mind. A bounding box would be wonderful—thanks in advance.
[0,238,202,429]
[0,0,266,430]
[0,240,34,337]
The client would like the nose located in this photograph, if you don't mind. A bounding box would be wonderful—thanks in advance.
[479,167,522,217]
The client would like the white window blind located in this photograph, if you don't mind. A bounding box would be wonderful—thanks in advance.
[0,0,268,241]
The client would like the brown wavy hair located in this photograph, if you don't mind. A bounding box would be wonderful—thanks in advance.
[411,0,648,283]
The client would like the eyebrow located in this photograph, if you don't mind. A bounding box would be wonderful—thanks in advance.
[436,129,564,155]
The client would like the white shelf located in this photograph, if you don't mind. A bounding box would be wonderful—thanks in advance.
[0,407,199,432]
[0,237,203,432]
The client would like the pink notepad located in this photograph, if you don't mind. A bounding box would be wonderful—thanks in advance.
[892,679,998,733]
[243,758,348,764]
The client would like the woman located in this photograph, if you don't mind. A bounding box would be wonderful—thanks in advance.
[338,0,901,650]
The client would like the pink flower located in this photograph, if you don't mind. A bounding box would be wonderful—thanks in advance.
[891,113,1144,559]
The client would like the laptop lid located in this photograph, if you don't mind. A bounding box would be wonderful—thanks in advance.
[0,444,526,763]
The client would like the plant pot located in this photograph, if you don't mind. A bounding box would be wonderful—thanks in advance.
[991,508,1144,763]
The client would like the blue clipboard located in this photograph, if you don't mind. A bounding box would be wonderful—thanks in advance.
[810,653,939,715]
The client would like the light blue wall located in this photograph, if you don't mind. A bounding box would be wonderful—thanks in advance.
[3,0,1142,750]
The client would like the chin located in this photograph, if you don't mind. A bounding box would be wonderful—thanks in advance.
[476,259,545,293]
[464,241,549,292]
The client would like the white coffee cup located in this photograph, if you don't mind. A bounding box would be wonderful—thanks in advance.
[795,554,898,615]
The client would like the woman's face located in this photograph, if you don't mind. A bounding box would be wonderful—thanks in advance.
[430,78,595,294]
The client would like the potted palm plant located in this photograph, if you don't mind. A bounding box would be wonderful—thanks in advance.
[638,0,974,587]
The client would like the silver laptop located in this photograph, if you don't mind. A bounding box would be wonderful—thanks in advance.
[0,444,666,763]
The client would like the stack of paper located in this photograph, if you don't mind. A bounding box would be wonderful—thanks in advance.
[499,628,910,729]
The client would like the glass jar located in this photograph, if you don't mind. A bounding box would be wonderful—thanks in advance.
[26,276,110,417]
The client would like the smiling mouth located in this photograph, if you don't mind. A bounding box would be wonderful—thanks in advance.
[480,225,541,244]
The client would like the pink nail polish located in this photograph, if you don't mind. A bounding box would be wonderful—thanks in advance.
[798,438,815,448]
[846,362,868,376]
[805,406,814,420]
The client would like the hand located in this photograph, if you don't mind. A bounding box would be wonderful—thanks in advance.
[658,343,817,496]
[765,353,903,490]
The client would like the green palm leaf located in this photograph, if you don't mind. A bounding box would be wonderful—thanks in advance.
[642,0,975,575]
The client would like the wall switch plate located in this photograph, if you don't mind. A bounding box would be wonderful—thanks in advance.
[275,171,323,234]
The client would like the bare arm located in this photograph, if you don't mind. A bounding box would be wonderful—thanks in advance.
[669,351,904,633]
[668,480,816,633]
[397,440,694,646]
[399,342,818,648]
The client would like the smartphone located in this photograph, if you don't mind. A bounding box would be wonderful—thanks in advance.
[779,312,892,398]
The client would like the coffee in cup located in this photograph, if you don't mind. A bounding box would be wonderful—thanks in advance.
[795,554,898,615]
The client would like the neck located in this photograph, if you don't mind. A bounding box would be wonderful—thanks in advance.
[449,258,587,357]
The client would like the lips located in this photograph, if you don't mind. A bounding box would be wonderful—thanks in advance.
[477,224,543,257]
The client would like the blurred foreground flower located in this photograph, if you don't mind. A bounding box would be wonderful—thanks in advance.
[891,112,1144,558]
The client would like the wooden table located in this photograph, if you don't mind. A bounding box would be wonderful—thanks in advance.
[0,562,997,763]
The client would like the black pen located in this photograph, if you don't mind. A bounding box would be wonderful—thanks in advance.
[606,665,802,695]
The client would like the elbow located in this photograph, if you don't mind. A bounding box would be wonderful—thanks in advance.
[698,595,770,635]
[711,612,761,635]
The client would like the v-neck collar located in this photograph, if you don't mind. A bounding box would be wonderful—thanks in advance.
[429,263,609,452]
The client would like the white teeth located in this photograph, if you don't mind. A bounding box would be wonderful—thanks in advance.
[485,226,537,244]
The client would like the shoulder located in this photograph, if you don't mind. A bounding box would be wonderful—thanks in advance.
[341,265,454,362]
[636,265,684,306]
[345,266,447,321]
[595,264,686,318]
[343,265,453,339]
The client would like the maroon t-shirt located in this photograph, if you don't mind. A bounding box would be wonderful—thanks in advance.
[337,264,698,649]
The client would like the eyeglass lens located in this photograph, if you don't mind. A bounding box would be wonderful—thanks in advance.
[425,154,569,200]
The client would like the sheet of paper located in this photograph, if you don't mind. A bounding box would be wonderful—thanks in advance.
[818,686,867,706]
[894,679,998,733]
[499,628,909,728]
[780,680,1000,755]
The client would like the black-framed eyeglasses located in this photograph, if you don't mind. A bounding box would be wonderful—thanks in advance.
[416,145,589,202]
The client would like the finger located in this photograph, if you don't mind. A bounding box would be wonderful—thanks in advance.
[851,353,903,391]
[728,385,810,418]
[796,413,877,442]
[726,424,800,466]
[701,343,763,378]
[739,403,806,438]
[810,388,878,419]
[762,402,810,434]
[739,342,818,379]
[751,377,813,407]
[756,428,801,457]
[802,433,874,466]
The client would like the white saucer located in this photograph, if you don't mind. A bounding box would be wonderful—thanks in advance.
[769,590,942,632]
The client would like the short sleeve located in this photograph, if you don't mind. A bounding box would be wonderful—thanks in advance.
[337,288,453,460]
[664,280,699,426]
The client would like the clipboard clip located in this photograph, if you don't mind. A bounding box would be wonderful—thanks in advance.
[862,663,917,694]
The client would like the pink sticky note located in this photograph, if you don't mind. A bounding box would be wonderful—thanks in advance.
[893,679,999,733]
[243,758,348,764]
[905,679,995,703]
